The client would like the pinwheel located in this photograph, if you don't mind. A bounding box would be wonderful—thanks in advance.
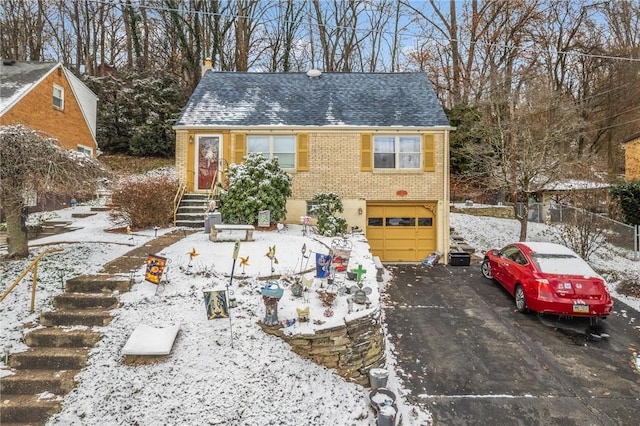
[239,256,250,274]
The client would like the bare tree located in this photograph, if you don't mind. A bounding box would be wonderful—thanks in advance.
[0,0,48,60]
[479,78,584,241]
[0,125,109,259]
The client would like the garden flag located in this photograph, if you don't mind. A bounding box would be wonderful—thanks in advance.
[145,255,167,284]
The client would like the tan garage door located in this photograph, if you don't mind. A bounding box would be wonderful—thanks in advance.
[366,203,436,262]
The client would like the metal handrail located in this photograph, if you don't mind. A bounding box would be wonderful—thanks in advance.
[0,248,64,312]
[173,181,187,225]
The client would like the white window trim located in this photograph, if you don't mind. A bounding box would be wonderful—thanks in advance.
[373,135,422,170]
[247,134,296,169]
[53,84,64,110]
[77,144,93,157]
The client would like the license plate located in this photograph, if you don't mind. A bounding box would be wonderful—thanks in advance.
[573,304,589,313]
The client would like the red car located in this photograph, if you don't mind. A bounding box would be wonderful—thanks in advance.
[481,242,613,318]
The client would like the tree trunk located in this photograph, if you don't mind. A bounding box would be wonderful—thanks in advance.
[5,203,29,258]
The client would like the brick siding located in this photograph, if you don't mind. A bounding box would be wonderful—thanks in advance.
[1,66,97,156]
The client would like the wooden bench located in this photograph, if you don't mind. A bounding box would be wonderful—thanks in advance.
[209,224,255,242]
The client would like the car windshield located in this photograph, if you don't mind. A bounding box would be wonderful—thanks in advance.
[530,253,597,277]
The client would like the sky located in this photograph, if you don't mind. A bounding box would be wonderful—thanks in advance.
[1,202,638,426]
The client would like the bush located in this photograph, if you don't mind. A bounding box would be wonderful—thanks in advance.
[218,153,292,225]
[310,192,347,236]
[109,174,179,229]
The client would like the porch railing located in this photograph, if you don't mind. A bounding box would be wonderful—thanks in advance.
[0,247,64,312]
[173,181,187,225]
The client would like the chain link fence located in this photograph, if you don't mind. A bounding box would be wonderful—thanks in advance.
[517,202,638,257]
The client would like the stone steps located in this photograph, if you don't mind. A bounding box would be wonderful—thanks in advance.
[64,274,131,293]
[40,308,112,327]
[1,274,124,425]
[0,395,63,424]
[54,293,119,309]
[24,328,102,348]
[8,347,90,370]
[1,369,79,395]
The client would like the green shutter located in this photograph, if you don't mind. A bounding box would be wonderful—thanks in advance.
[297,133,309,171]
[361,134,372,171]
[423,134,435,172]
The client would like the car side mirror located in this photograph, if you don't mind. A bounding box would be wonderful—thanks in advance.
[492,249,501,256]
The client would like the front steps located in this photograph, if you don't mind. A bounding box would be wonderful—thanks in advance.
[175,193,209,228]
[2,275,130,425]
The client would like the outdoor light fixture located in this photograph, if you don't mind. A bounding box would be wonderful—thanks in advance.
[358,207,363,215]
[189,134,194,144]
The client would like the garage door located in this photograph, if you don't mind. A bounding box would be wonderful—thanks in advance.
[366,203,436,262]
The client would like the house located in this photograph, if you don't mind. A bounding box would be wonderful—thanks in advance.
[622,132,640,181]
[173,66,453,262]
[0,60,98,158]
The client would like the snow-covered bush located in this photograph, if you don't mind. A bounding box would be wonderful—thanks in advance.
[218,154,292,225]
[309,192,347,236]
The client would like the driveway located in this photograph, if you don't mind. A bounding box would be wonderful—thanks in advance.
[383,263,640,426]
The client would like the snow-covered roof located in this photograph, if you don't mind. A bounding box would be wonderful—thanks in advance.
[175,71,451,128]
[0,60,58,114]
[0,60,98,142]
[542,179,610,191]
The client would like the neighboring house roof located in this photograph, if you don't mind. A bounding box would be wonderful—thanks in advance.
[176,71,450,128]
[0,60,98,139]
[621,132,640,144]
[542,180,610,191]
[0,60,55,113]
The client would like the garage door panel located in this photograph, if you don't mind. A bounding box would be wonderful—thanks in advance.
[384,251,416,262]
[366,202,437,262]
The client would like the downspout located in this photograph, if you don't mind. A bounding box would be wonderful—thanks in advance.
[443,131,450,260]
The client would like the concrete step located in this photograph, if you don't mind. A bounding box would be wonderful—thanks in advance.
[177,206,206,214]
[0,394,63,424]
[40,308,112,327]
[54,293,118,309]
[0,369,79,395]
[70,212,97,218]
[24,328,102,348]
[8,347,89,370]
[65,274,131,293]
[175,220,205,228]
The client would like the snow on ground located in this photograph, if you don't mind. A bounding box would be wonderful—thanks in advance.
[0,205,430,425]
[449,212,640,312]
[1,206,638,426]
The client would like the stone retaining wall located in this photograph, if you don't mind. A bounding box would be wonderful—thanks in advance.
[259,308,385,386]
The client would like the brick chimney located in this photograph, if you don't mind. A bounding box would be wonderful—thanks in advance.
[202,58,213,76]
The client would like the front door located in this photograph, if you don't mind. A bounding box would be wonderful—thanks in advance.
[197,135,221,191]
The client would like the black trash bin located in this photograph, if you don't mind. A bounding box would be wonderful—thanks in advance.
[449,252,471,266]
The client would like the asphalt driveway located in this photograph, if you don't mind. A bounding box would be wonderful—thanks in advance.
[383,263,640,426]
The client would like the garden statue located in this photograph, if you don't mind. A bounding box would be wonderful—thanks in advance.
[261,281,284,326]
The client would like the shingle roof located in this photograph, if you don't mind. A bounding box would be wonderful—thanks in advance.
[175,71,450,128]
[0,60,57,114]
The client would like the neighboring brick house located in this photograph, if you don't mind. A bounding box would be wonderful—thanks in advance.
[174,67,453,262]
[0,60,98,158]
[622,132,640,181]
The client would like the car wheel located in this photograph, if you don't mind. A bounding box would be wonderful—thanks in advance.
[481,259,493,280]
[515,285,528,313]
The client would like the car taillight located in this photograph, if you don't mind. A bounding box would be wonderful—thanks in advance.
[535,278,552,298]
[535,278,550,288]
